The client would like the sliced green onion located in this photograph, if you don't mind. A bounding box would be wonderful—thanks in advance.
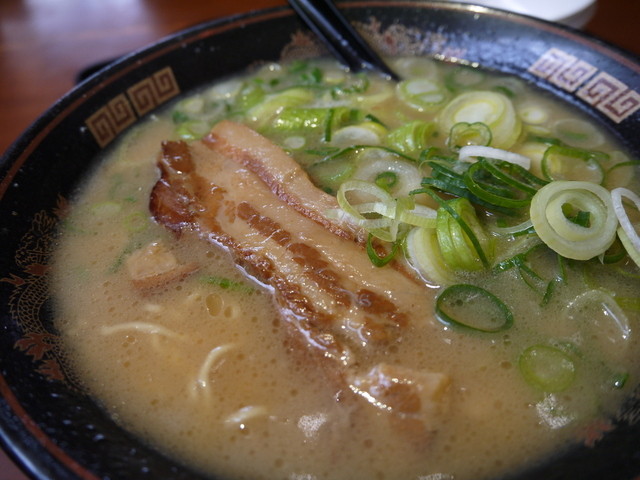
[354,158,422,199]
[176,95,205,115]
[458,145,532,170]
[599,236,628,264]
[493,242,559,301]
[445,66,485,91]
[336,180,396,239]
[405,226,454,285]
[435,284,513,332]
[480,157,547,194]
[519,344,576,392]
[366,233,400,267]
[176,120,211,140]
[604,151,638,189]
[438,90,521,149]
[518,102,550,125]
[420,162,515,216]
[375,171,398,191]
[514,141,548,178]
[308,153,356,193]
[247,87,314,125]
[611,187,640,267]
[486,76,525,98]
[206,76,243,101]
[435,197,492,271]
[541,145,606,184]
[271,107,329,132]
[330,72,370,97]
[491,219,534,236]
[331,121,386,147]
[398,204,438,228]
[552,118,604,150]
[293,62,323,84]
[233,81,266,113]
[397,78,449,111]
[493,238,544,273]
[618,227,640,268]
[463,159,543,209]
[530,181,618,260]
[527,130,559,142]
[447,122,492,151]
[271,106,356,142]
[391,57,438,78]
[386,120,435,155]
[202,275,255,293]
[172,111,190,124]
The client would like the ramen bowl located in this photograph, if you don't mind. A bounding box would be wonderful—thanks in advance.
[1,2,639,479]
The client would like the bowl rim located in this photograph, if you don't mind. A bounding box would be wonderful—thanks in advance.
[1,2,639,479]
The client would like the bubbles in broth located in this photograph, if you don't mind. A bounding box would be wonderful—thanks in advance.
[52,57,640,480]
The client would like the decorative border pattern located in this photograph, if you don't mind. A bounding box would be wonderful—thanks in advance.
[86,67,180,148]
[529,48,640,123]
[85,94,137,148]
[127,67,181,117]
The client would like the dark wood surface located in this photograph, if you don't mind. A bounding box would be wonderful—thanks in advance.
[0,0,638,478]
[0,0,639,157]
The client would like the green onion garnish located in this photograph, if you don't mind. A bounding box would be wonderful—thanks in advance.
[366,233,400,267]
[202,276,254,293]
[435,284,513,333]
[519,344,576,392]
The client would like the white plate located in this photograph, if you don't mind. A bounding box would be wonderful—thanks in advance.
[455,0,597,28]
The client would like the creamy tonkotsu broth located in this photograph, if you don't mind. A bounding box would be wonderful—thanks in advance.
[52,58,640,480]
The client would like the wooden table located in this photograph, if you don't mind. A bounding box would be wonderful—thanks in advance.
[0,0,638,478]
[1,0,639,157]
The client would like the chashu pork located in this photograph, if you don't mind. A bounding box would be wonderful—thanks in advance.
[149,119,450,444]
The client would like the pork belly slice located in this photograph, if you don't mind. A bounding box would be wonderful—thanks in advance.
[149,122,448,438]
[203,120,365,243]
[350,364,450,433]
[151,133,432,350]
[125,240,198,291]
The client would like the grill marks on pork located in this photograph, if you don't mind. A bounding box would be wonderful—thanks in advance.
[149,120,449,443]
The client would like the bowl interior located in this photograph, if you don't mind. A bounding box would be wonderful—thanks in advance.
[1,2,639,479]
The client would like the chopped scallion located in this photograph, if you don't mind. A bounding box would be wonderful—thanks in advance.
[447,122,492,151]
[530,181,618,260]
[435,284,513,332]
[434,196,493,271]
[611,187,640,268]
[541,145,606,184]
[366,233,400,267]
[519,344,576,392]
[202,275,255,293]
[438,90,521,149]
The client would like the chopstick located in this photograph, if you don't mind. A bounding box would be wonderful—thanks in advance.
[287,0,400,80]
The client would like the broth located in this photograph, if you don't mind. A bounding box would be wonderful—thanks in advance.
[52,58,640,479]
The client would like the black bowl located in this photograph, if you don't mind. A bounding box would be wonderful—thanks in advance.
[1,2,640,479]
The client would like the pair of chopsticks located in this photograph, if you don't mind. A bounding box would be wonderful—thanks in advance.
[287,0,400,80]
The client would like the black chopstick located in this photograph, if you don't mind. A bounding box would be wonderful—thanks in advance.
[287,0,400,80]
